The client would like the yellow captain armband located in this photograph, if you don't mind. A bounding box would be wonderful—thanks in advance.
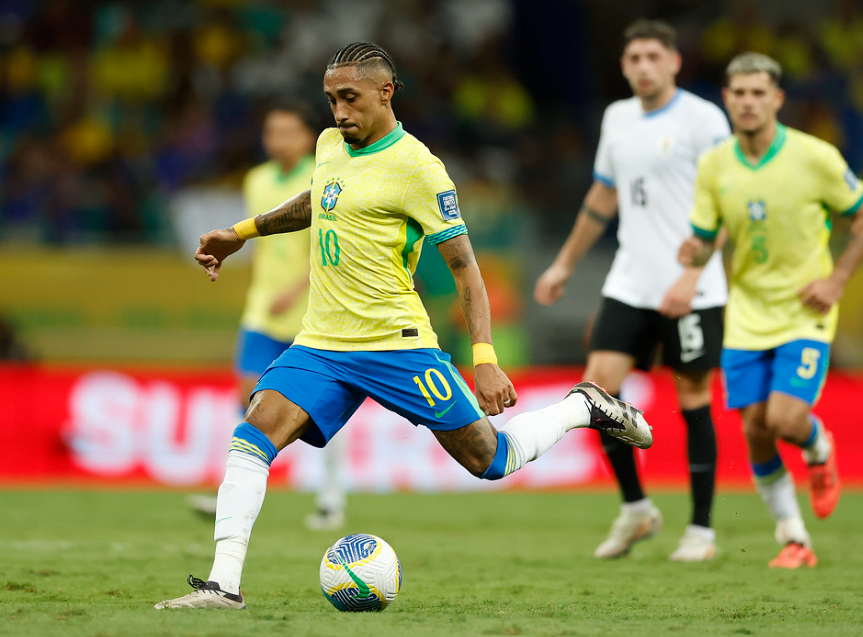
[233,217,260,241]
[472,342,498,366]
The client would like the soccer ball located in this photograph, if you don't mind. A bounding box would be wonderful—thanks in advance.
[319,533,402,611]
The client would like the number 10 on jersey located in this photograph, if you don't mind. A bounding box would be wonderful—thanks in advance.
[319,229,340,266]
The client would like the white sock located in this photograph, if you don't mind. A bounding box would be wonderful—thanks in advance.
[498,397,590,471]
[621,498,653,516]
[802,417,831,465]
[755,471,801,523]
[685,524,715,542]
[208,451,269,594]
[533,393,592,432]
[316,433,346,514]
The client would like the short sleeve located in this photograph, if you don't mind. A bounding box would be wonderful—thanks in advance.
[690,154,722,240]
[402,154,468,245]
[819,144,863,216]
[691,105,731,160]
[593,106,616,187]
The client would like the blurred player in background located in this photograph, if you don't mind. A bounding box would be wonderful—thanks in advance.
[187,102,347,531]
[535,19,730,562]
[680,52,863,568]
[156,41,652,610]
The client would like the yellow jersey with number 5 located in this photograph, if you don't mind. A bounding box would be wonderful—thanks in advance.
[240,157,315,341]
[294,124,468,351]
[691,124,863,350]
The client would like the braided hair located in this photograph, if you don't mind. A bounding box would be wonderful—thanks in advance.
[327,42,405,91]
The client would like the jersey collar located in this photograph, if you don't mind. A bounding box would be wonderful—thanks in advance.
[733,123,787,170]
[274,155,314,183]
[643,88,682,118]
[344,122,405,157]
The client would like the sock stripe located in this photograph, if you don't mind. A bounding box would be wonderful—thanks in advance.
[230,422,278,465]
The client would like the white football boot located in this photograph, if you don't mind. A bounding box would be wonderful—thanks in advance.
[669,525,717,562]
[594,504,663,558]
[568,381,653,449]
[154,575,246,609]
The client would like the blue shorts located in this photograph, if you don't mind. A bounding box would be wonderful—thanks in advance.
[254,345,485,448]
[235,328,292,376]
[721,339,830,409]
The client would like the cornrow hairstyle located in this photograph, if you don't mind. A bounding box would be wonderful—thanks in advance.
[328,42,405,91]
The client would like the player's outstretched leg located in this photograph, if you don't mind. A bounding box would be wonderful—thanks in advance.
[154,575,246,610]
[568,381,653,449]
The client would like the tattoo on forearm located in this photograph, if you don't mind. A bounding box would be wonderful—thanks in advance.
[462,286,475,339]
[257,190,312,235]
[582,204,611,226]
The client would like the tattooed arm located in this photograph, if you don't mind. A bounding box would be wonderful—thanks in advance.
[194,190,312,282]
[437,233,517,416]
[255,190,313,235]
[534,180,617,305]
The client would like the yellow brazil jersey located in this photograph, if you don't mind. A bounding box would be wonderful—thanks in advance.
[240,156,315,341]
[691,124,863,350]
[294,123,468,351]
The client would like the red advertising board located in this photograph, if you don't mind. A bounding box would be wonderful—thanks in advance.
[1,364,860,489]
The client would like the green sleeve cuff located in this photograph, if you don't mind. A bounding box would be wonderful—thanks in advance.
[427,224,468,245]
[840,192,863,216]
[691,224,719,241]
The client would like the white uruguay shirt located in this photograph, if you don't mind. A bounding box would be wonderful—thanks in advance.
[594,89,730,310]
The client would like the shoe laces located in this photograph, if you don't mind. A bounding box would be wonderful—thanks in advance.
[187,574,211,591]
[810,464,835,490]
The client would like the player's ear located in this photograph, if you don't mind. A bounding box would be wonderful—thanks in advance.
[774,87,785,111]
[380,80,394,106]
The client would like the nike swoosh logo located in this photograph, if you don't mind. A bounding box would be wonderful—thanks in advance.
[316,161,330,167]
[215,517,232,525]
[337,555,371,599]
[434,402,457,419]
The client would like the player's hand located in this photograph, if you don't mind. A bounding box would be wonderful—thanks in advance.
[677,237,706,267]
[474,364,518,416]
[195,228,246,282]
[659,272,698,318]
[269,284,305,316]
[799,277,843,314]
[534,264,571,306]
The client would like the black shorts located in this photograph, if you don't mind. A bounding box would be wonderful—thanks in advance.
[589,297,724,372]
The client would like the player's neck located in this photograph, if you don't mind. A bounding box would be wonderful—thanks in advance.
[639,85,678,114]
[276,157,300,175]
[349,114,398,150]
[736,120,778,163]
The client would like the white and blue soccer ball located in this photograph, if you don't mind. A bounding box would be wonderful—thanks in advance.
[319,533,402,611]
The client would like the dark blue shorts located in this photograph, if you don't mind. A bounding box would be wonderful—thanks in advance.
[254,345,485,447]
[721,339,830,409]
[235,328,292,376]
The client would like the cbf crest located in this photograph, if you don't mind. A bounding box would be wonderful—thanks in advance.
[321,179,343,213]
[747,199,767,222]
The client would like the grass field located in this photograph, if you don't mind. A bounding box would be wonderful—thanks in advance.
[2,489,862,637]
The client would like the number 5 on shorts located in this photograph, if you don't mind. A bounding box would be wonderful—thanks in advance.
[413,368,453,407]
[797,347,821,380]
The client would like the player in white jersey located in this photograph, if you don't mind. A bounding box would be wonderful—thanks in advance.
[535,19,730,562]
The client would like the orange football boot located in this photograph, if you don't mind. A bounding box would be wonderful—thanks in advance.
[807,431,840,519]
[768,542,817,569]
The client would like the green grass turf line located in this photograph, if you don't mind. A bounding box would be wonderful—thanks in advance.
[1,490,862,636]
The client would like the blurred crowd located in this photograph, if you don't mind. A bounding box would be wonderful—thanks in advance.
[1,0,862,246]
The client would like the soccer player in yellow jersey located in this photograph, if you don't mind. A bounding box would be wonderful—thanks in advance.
[187,103,348,531]
[679,53,863,569]
[156,42,652,610]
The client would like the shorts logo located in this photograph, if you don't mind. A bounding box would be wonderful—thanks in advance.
[437,190,461,220]
[844,168,859,192]
[747,199,766,222]
[321,179,343,212]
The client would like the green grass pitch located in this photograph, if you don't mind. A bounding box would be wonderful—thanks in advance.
[2,489,862,636]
